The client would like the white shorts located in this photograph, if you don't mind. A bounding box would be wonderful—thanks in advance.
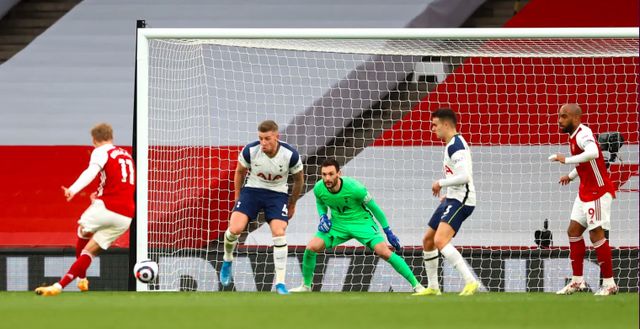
[78,199,132,250]
[570,192,612,231]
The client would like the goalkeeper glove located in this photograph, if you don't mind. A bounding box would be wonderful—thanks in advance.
[383,227,401,251]
[318,214,332,233]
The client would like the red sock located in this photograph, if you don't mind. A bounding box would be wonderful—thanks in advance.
[76,237,89,259]
[569,236,585,276]
[594,238,614,279]
[58,253,93,288]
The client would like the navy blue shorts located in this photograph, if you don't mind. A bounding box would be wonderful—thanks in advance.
[428,198,474,233]
[233,187,289,222]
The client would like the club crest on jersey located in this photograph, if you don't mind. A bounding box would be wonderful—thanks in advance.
[444,165,454,175]
[257,172,283,181]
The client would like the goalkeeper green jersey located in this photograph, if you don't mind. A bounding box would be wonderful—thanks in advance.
[313,176,389,231]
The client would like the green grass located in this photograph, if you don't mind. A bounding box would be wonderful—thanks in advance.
[1,292,637,329]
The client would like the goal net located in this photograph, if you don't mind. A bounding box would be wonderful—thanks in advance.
[135,28,639,292]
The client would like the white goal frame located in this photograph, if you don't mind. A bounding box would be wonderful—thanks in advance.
[135,27,638,291]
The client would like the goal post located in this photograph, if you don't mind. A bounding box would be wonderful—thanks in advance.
[135,28,639,292]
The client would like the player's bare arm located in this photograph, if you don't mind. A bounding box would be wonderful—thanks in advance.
[63,162,102,202]
[288,170,304,219]
[234,162,248,201]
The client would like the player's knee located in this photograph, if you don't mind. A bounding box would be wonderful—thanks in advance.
[434,237,448,251]
[588,227,605,243]
[306,240,324,253]
[228,227,243,236]
[567,227,581,237]
[423,236,435,250]
[273,229,286,237]
[374,244,392,260]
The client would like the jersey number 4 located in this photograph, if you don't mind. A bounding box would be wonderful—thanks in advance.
[118,159,135,185]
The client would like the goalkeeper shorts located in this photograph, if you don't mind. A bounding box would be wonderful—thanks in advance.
[315,226,385,250]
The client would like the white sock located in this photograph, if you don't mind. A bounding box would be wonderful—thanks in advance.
[273,236,288,285]
[602,277,616,286]
[423,250,439,290]
[223,229,239,262]
[440,243,475,284]
[572,275,584,283]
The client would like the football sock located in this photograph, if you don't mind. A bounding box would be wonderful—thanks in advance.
[77,250,93,279]
[594,238,614,280]
[223,229,239,262]
[423,249,440,289]
[387,253,419,287]
[58,253,93,288]
[602,277,616,287]
[302,249,317,287]
[76,236,89,259]
[569,236,586,277]
[273,236,288,285]
[441,243,475,284]
[75,237,90,278]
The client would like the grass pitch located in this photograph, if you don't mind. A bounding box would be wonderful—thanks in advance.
[2,291,637,329]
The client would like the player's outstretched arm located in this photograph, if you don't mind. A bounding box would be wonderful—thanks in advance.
[564,142,599,164]
[64,164,101,201]
[551,141,598,165]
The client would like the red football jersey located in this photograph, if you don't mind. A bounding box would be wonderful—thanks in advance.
[91,145,135,217]
[569,124,616,202]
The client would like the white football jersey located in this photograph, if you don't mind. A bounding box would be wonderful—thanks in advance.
[238,141,303,194]
[441,134,476,206]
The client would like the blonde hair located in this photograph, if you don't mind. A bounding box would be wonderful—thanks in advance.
[91,123,114,142]
[258,120,279,133]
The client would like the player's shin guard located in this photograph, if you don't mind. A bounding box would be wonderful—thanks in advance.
[302,249,317,287]
[58,253,93,288]
[423,250,439,289]
[273,236,288,285]
[387,253,419,288]
[594,238,614,280]
[223,229,239,262]
[440,244,475,284]
[569,236,586,277]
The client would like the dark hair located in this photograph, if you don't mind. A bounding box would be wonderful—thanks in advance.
[432,108,457,126]
[321,158,340,172]
[258,120,279,133]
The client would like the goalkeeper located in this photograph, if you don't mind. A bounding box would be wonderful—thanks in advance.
[290,158,425,293]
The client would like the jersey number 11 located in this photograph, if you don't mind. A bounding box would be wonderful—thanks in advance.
[118,158,135,185]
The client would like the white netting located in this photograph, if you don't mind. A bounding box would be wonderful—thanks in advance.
[141,36,639,292]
